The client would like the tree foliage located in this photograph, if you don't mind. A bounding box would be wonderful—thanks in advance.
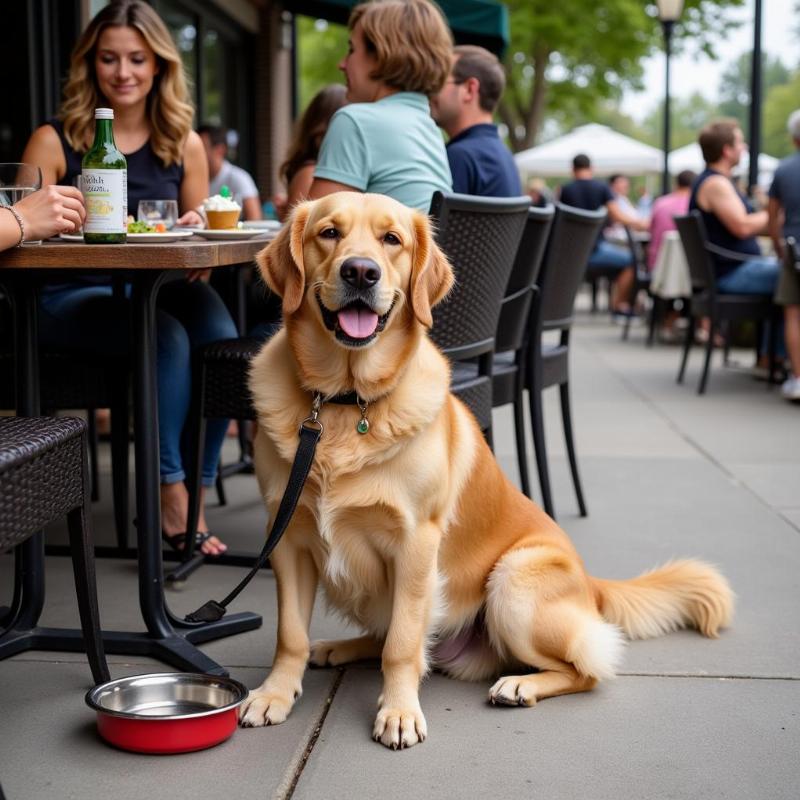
[717,52,790,131]
[296,16,348,112]
[500,0,746,151]
[763,72,800,158]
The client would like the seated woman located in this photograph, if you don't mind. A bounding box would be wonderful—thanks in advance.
[309,0,453,213]
[21,0,235,555]
[0,185,85,249]
[276,83,347,221]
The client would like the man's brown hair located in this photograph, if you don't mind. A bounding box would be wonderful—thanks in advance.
[451,45,506,114]
[349,0,453,96]
[698,119,740,164]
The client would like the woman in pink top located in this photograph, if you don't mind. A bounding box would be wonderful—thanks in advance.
[648,170,696,269]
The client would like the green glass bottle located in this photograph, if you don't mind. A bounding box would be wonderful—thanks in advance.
[81,108,127,243]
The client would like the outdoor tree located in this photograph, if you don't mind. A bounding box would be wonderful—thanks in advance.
[500,0,745,152]
[716,52,790,131]
[296,16,348,112]
[640,91,722,149]
[763,71,800,158]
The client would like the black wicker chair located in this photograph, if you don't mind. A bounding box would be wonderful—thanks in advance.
[0,416,109,684]
[0,349,131,550]
[620,226,654,342]
[674,212,780,395]
[488,205,555,496]
[429,191,531,446]
[525,203,607,519]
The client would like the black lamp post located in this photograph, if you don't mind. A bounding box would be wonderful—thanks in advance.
[748,0,763,195]
[656,0,684,196]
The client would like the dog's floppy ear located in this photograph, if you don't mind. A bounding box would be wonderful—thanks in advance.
[409,211,454,327]
[256,202,311,316]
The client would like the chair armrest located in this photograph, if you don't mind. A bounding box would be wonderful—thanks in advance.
[704,242,763,263]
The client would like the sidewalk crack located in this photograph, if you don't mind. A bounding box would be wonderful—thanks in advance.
[277,668,346,800]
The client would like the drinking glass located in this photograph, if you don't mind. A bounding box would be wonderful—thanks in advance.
[0,163,43,244]
[137,199,179,230]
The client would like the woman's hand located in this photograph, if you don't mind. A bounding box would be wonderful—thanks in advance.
[177,209,205,227]
[14,185,85,241]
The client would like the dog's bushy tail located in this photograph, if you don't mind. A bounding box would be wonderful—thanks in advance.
[591,560,734,640]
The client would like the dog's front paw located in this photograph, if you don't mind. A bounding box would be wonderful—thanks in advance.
[488,675,538,707]
[372,703,427,750]
[239,686,298,727]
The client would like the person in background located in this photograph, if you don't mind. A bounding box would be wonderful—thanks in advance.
[560,154,648,316]
[308,0,452,212]
[526,177,551,208]
[0,185,85,249]
[767,109,800,401]
[275,84,347,222]
[690,120,779,294]
[198,123,262,220]
[430,44,521,197]
[636,185,653,217]
[21,0,236,555]
[647,170,695,342]
[690,119,781,368]
[608,174,638,218]
[648,169,695,271]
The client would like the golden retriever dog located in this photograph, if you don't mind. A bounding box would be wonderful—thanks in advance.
[240,192,733,749]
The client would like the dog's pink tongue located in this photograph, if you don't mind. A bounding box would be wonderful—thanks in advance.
[337,307,379,339]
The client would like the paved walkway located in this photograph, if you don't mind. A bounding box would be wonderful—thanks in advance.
[1,309,798,800]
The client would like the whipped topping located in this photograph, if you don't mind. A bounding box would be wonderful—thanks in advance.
[204,194,241,212]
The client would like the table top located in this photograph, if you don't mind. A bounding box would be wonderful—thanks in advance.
[0,237,269,270]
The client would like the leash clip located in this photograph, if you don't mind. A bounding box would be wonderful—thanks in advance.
[300,391,324,434]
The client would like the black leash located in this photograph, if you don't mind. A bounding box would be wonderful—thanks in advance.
[185,406,324,624]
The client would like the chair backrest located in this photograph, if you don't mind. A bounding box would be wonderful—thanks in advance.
[536,203,607,332]
[623,225,649,281]
[429,191,531,360]
[674,211,716,292]
[496,205,555,353]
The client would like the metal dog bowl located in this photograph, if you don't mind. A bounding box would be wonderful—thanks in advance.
[86,672,248,754]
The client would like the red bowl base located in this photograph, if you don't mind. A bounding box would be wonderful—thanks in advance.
[96,708,239,754]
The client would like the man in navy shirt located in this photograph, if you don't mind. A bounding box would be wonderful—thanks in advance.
[431,45,521,197]
[560,154,647,315]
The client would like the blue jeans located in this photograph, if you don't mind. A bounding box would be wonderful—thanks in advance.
[587,240,632,271]
[716,256,780,295]
[716,257,783,355]
[39,279,238,487]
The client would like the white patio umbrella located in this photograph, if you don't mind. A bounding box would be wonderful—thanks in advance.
[668,142,779,186]
[514,124,664,177]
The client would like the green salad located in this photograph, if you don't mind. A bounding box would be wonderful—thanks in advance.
[127,220,156,233]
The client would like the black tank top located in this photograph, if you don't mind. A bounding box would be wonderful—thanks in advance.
[689,167,761,278]
[49,118,184,219]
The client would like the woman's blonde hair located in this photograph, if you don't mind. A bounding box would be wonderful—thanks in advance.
[349,0,453,96]
[59,0,194,167]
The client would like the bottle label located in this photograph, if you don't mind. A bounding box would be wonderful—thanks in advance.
[82,169,128,233]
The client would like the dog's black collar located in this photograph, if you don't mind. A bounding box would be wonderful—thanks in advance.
[323,391,361,405]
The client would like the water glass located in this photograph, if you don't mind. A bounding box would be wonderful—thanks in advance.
[138,199,179,230]
[0,163,43,244]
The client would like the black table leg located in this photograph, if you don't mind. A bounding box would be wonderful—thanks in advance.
[1,268,261,676]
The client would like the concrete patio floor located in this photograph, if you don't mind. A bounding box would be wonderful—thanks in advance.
[1,304,799,800]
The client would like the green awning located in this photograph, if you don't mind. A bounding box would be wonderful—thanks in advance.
[284,0,509,57]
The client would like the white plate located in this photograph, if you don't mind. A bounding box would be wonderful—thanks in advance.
[58,231,195,243]
[191,228,267,241]
[241,220,282,230]
[127,231,195,243]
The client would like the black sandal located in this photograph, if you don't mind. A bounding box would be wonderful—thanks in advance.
[161,530,214,554]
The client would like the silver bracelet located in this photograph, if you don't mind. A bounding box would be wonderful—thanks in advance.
[0,205,25,246]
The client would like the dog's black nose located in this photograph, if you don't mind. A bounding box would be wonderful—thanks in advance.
[340,257,381,290]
